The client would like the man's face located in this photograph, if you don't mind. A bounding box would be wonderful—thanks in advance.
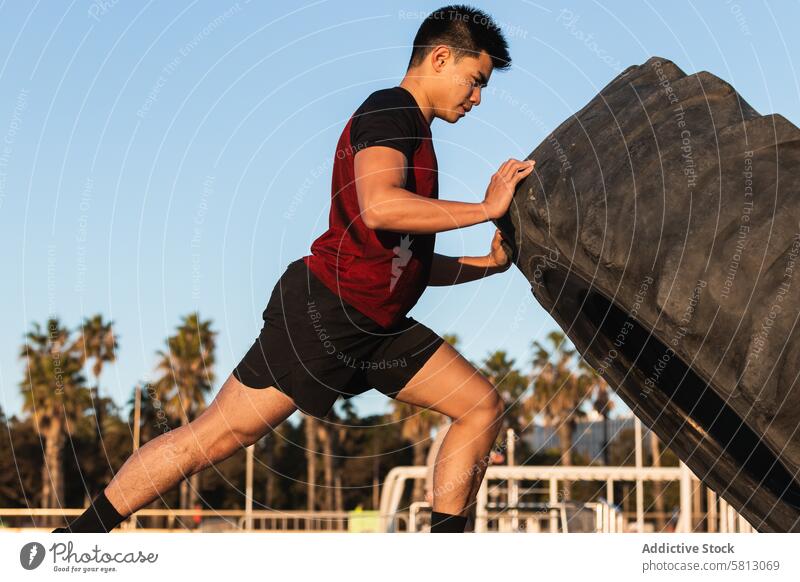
[438,49,494,123]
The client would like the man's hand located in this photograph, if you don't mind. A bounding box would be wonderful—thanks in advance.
[482,158,535,220]
[487,228,512,270]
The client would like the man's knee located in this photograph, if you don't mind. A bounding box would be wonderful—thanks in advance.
[203,416,261,462]
[456,384,504,429]
[186,408,258,471]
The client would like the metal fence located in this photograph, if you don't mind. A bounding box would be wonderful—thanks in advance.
[379,464,757,533]
[2,463,755,533]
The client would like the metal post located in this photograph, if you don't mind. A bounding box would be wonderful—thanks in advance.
[737,512,749,533]
[245,444,254,530]
[679,460,692,533]
[549,478,558,532]
[707,488,717,533]
[129,384,142,531]
[728,504,737,532]
[133,384,141,452]
[507,428,518,531]
[507,428,516,466]
[634,417,644,532]
[476,479,488,533]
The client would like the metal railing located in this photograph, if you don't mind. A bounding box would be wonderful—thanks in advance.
[1,508,354,533]
[2,464,756,533]
[379,464,757,533]
[408,499,624,533]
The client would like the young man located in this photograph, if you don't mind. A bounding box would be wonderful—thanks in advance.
[54,4,535,534]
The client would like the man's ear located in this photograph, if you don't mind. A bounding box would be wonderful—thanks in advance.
[429,45,451,73]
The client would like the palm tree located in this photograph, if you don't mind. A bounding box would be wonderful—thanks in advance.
[315,410,339,512]
[18,318,92,525]
[591,373,615,465]
[152,312,216,514]
[76,314,118,389]
[390,402,443,502]
[523,331,594,499]
[480,350,528,457]
[304,415,318,511]
[262,422,289,508]
[75,314,119,499]
[126,380,175,528]
[73,391,129,507]
[331,400,360,512]
[302,408,344,514]
[126,380,176,447]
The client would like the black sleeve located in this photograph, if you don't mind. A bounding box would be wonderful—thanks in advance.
[349,95,419,162]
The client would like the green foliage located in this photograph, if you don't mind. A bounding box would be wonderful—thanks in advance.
[0,415,42,508]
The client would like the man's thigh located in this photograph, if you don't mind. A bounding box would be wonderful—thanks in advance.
[191,373,297,451]
[391,340,500,420]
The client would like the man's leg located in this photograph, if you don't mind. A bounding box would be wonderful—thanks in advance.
[56,373,297,532]
[392,341,504,531]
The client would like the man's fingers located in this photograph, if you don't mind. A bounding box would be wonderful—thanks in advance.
[497,159,515,177]
[511,161,536,184]
[494,159,535,191]
[500,157,526,175]
[500,159,534,179]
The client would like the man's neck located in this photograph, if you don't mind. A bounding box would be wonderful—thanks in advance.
[398,78,434,126]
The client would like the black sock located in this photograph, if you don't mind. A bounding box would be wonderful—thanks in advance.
[53,489,127,533]
[430,510,467,533]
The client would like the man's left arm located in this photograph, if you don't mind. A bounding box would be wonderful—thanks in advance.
[428,229,512,286]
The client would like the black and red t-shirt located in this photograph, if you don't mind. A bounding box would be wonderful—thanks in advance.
[302,86,438,329]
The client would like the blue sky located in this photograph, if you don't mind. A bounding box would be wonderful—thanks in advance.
[1,0,799,422]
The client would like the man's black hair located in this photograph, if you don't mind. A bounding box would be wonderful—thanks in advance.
[407,5,512,72]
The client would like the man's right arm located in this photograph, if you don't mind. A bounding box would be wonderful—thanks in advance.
[354,146,535,235]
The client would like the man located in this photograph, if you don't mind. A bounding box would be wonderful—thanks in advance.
[54,4,535,534]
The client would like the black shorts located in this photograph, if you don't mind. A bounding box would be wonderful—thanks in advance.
[232,258,445,419]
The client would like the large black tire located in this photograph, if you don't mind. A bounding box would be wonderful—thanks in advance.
[496,56,800,532]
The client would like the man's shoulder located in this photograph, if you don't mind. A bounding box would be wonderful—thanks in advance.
[354,86,416,118]
[347,86,426,155]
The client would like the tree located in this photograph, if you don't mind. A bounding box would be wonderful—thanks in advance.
[152,312,216,514]
[301,407,344,514]
[18,318,92,525]
[76,314,118,388]
[523,331,594,499]
[75,314,119,500]
[260,421,289,508]
[591,373,615,465]
[315,409,342,512]
[480,350,528,456]
[0,409,43,511]
[68,391,130,508]
[390,402,443,502]
[304,414,318,511]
